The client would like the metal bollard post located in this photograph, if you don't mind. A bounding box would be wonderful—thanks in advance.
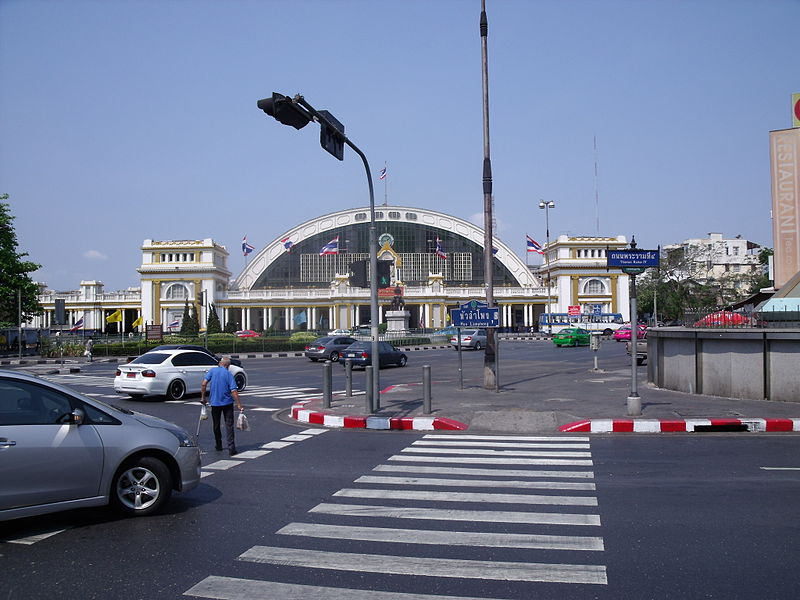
[365,365,374,413]
[322,361,332,409]
[345,359,353,397]
[423,364,432,414]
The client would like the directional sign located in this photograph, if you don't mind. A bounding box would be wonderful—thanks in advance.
[451,300,499,327]
[607,249,660,269]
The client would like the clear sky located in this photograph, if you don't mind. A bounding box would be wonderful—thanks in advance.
[1,0,797,292]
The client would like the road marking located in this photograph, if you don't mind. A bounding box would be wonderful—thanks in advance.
[373,464,595,478]
[334,488,597,506]
[413,440,590,449]
[262,441,294,449]
[237,546,607,585]
[184,575,520,599]
[423,434,591,442]
[250,407,279,412]
[276,522,605,551]
[203,460,245,470]
[281,434,313,442]
[309,503,602,526]
[299,428,328,435]
[1,528,68,545]
[760,467,800,470]
[232,450,271,459]
[389,455,594,466]
[353,475,595,490]
[402,447,592,458]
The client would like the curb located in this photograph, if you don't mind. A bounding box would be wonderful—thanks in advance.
[560,418,800,433]
[289,401,468,431]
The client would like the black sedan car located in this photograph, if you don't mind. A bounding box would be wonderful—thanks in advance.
[304,336,357,362]
[340,341,407,369]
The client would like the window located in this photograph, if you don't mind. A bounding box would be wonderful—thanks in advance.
[172,352,217,367]
[0,379,73,425]
[165,284,188,300]
[405,213,417,220]
[584,279,606,295]
[388,211,401,219]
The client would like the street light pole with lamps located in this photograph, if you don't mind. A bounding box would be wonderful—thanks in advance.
[539,200,555,334]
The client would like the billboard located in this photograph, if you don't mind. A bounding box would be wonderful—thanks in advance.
[793,93,800,128]
[770,128,800,288]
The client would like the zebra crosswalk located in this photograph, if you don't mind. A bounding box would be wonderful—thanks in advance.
[184,433,608,599]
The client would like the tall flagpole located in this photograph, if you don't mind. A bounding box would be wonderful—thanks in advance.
[382,161,388,206]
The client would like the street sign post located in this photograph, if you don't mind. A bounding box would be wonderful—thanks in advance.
[607,249,660,269]
[450,300,499,327]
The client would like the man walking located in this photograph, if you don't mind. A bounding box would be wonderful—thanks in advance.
[200,356,244,456]
[85,337,94,362]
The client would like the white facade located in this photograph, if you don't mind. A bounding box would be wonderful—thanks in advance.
[662,232,762,284]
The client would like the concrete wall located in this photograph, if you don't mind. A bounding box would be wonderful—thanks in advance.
[648,328,800,403]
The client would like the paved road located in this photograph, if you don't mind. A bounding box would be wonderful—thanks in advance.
[2,359,798,599]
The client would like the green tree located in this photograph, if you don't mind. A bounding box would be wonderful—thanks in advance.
[188,305,200,336]
[179,300,192,335]
[0,196,42,327]
[206,303,222,334]
[224,312,238,333]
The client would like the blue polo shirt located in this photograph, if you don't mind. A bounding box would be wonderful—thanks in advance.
[204,366,237,407]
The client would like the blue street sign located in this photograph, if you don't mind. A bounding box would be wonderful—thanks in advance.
[607,249,659,268]
[451,300,499,327]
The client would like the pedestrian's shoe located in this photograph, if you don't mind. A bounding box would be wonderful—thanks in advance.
[215,444,223,451]
[229,448,238,456]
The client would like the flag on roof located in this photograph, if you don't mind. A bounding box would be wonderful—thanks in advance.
[527,235,544,255]
[281,236,293,252]
[69,316,85,332]
[435,237,447,260]
[379,166,387,180]
[242,236,255,257]
[320,235,340,255]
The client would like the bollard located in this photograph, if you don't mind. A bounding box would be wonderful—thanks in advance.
[365,365,374,413]
[345,359,353,397]
[322,361,332,409]
[423,364,432,414]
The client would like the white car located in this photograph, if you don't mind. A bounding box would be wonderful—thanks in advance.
[327,329,352,336]
[114,349,247,401]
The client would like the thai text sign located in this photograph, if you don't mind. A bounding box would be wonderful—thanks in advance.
[451,300,499,327]
[606,249,659,268]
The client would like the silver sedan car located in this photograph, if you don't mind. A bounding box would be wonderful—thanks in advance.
[449,328,488,350]
[0,370,201,522]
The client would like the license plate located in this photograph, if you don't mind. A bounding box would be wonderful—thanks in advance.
[127,372,136,378]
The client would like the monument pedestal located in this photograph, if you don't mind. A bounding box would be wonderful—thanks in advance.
[386,310,410,332]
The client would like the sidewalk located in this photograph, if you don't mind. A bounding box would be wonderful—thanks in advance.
[287,352,800,434]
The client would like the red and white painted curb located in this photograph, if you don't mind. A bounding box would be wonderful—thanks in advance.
[560,418,800,433]
[290,401,468,431]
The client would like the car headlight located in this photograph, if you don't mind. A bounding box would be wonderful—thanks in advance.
[165,427,196,447]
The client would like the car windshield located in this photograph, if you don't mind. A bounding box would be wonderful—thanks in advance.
[130,352,170,365]
[346,342,370,351]
[313,337,334,344]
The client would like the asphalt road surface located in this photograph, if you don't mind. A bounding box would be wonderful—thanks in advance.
[2,351,798,599]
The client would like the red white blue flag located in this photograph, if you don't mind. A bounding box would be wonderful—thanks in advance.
[281,236,293,252]
[242,236,255,257]
[69,316,85,332]
[435,237,447,260]
[168,319,180,329]
[320,235,340,255]
[379,166,387,180]
[527,235,544,255]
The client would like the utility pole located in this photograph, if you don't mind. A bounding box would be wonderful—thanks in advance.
[480,0,497,390]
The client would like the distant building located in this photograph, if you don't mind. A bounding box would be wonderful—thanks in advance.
[662,232,763,289]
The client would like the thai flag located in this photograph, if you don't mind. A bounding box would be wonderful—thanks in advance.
[379,166,387,180]
[435,237,447,260]
[69,316,84,332]
[242,236,255,257]
[168,319,180,329]
[281,236,293,252]
[527,235,544,255]
[320,235,339,255]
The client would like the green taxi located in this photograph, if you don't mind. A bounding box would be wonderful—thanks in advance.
[552,327,591,347]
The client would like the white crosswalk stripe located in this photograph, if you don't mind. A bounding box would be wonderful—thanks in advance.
[185,433,608,598]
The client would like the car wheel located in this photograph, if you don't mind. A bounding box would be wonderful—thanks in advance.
[112,456,173,517]
[234,372,247,392]
[398,356,407,367]
[166,379,186,401]
[329,351,340,362]
[474,342,482,351]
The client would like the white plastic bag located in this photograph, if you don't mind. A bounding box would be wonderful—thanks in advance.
[200,405,208,420]
[236,410,250,431]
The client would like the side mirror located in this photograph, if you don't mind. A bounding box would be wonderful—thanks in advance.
[69,408,85,425]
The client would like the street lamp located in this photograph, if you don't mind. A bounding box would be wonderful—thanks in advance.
[539,200,555,334]
[257,92,381,408]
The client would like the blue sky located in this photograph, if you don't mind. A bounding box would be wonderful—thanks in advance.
[1,0,797,291]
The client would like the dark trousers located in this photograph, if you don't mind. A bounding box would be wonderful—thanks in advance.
[211,404,235,451]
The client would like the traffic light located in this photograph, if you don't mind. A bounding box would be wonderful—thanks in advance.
[54,299,66,325]
[350,260,368,288]
[257,93,312,130]
[197,290,206,306]
[377,261,392,289]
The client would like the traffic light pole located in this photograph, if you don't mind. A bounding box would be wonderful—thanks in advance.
[291,97,381,408]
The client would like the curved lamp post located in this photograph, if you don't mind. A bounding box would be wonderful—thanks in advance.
[539,200,555,334]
